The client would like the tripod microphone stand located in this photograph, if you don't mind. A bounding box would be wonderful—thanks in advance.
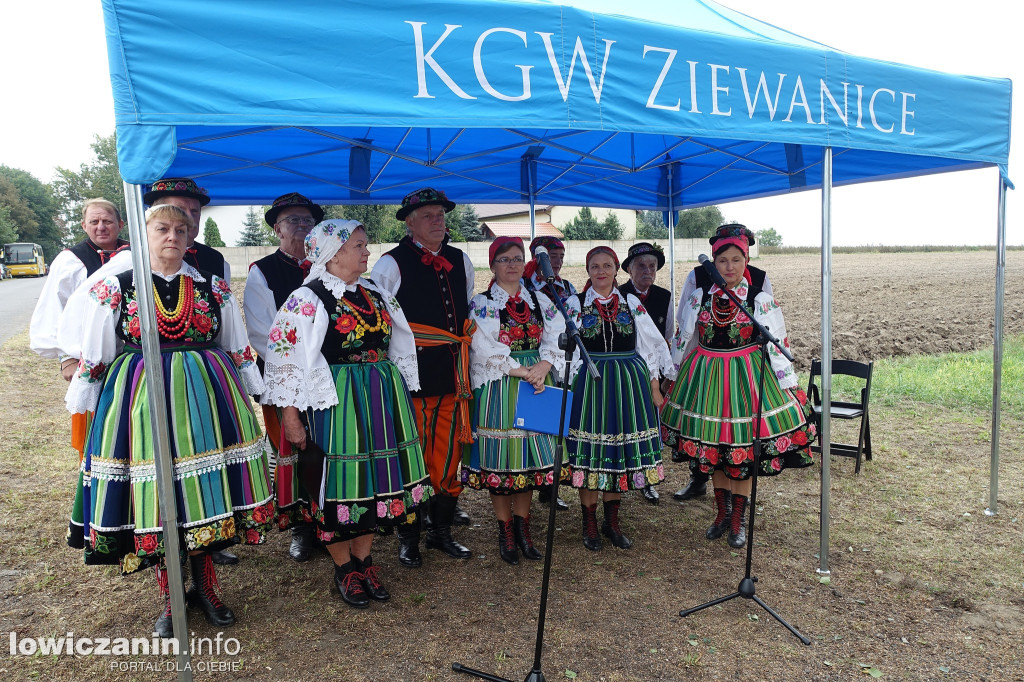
[453,281,600,682]
[678,271,811,646]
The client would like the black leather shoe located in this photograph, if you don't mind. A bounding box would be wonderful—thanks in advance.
[581,503,602,552]
[672,475,708,501]
[288,523,315,563]
[642,486,660,505]
[496,519,519,565]
[358,557,390,602]
[334,562,370,609]
[396,525,422,568]
[513,515,543,561]
[154,568,173,638]
[671,449,686,463]
[210,549,239,565]
[538,487,569,511]
[186,553,235,627]
[425,525,472,558]
[728,494,748,548]
[452,502,471,526]
[601,500,633,550]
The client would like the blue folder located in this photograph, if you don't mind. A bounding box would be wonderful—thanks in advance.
[514,386,573,437]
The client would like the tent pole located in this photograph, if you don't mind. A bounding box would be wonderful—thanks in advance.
[985,176,1007,516]
[529,157,537,242]
[667,164,676,343]
[817,148,833,578]
[123,182,194,680]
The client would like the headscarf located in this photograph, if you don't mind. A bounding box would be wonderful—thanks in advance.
[711,236,749,258]
[524,235,565,282]
[582,245,619,293]
[488,236,525,265]
[302,219,364,285]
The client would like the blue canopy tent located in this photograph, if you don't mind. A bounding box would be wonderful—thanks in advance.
[99,0,1012,665]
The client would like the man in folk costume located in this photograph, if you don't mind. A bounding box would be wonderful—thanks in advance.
[144,177,231,280]
[140,177,237,566]
[669,223,773,503]
[618,242,672,506]
[370,188,476,566]
[244,192,322,562]
[30,198,129,541]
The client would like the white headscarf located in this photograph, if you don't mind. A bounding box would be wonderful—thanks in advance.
[302,219,364,285]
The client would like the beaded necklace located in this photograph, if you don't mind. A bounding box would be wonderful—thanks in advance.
[710,294,740,326]
[504,290,532,325]
[153,276,195,340]
[338,287,385,332]
[594,294,620,322]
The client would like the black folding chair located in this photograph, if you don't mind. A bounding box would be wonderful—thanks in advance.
[807,358,873,473]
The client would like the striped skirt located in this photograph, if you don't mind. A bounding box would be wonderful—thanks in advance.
[71,346,274,575]
[462,350,558,494]
[661,344,816,479]
[561,351,665,492]
[305,359,432,544]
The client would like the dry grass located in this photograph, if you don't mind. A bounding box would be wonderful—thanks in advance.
[2,251,1023,681]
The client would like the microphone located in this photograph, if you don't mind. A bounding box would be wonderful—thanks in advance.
[697,254,729,289]
[533,245,557,283]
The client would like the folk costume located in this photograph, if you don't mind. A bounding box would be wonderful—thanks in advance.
[661,224,814,547]
[619,241,672,340]
[262,220,431,606]
[245,192,321,560]
[143,177,230,280]
[60,250,273,634]
[524,236,577,303]
[463,251,566,561]
[562,247,673,550]
[370,187,476,563]
[30,236,129,459]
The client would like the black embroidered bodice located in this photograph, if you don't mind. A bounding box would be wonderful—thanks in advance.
[575,293,637,354]
[115,271,221,346]
[489,288,544,352]
[306,279,393,365]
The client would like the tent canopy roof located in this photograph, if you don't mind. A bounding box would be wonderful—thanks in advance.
[103,0,1012,209]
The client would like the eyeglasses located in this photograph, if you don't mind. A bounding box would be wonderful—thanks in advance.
[278,216,316,227]
[494,256,525,265]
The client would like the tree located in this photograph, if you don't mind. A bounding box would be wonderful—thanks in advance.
[459,204,486,242]
[204,217,226,247]
[755,227,784,247]
[0,166,61,259]
[561,207,622,241]
[445,206,465,242]
[0,205,19,244]
[331,204,406,244]
[237,207,276,246]
[636,210,668,239]
[50,133,126,249]
[675,206,724,239]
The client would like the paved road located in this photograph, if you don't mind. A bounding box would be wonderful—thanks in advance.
[0,276,45,347]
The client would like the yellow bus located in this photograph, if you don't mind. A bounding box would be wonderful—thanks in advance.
[1,242,47,277]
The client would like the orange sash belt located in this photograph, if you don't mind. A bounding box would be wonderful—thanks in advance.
[409,319,477,444]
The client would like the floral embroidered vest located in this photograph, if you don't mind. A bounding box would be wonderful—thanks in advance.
[115,271,221,347]
[696,282,762,351]
[488,288,544,352]
[306,279,393,365]
[575,292,637,354]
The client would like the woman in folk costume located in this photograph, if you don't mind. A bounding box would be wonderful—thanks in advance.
[462,237,566,565]
[661,225,815,548]
[261,219,431,609]
[561,246,673,551]
[61,204,273,637]
[523,236,577,303]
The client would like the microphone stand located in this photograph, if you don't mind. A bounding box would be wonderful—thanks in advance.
[453,279,600,682]
[677,274,810,646]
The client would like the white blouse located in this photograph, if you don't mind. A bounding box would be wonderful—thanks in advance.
[564,288,674,383]
[62,263,263,415]
[260,274,420,411]
[467,282,566,390]
[671,281,798,389]
[29,249,93,361]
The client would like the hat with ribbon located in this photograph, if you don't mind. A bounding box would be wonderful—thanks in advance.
[620,242,665,272]
[302,219,363,285]
[708,223,756,257]
[265,192,325,227]
[143,177,211,206]
[395,187,456,221]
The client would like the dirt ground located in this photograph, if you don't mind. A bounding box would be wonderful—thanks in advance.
[1,250,1022,681]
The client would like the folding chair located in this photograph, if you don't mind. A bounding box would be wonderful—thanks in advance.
[807,358,873,473]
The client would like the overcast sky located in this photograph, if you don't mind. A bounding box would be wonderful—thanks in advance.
[1,1,1019,247]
